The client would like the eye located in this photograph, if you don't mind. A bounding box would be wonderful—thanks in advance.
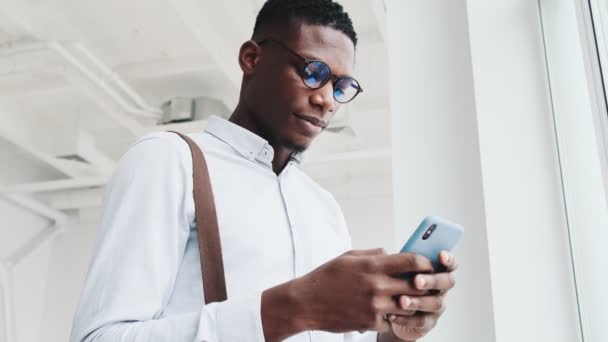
[334,86,345,97]
[303,61,331,88]
[333,77,361,103]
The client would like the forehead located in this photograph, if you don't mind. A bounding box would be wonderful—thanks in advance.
[286,23,356,76]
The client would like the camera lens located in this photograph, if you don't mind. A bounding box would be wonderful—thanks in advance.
[422,224,437,240]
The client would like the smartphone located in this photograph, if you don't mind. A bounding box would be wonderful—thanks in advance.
[399,216,464,272]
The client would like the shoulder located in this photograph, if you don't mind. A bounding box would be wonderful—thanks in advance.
[124,131,190,158]
[118,131,209,168]
[109,131,204,190]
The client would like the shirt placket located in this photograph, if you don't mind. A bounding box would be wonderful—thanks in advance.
[277,165,315,342]
[277,165,301,278]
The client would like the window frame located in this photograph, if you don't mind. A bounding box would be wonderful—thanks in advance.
[539,0,608,340]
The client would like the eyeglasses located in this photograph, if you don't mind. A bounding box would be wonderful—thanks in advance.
[256,38,363,104]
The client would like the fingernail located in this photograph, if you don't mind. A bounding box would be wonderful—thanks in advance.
[440,251,449,263]
[416,275,426,289]
[390,314,396,321]
[401,296,411,308]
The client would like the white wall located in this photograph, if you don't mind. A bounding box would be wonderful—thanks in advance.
[387,0,583,341]
[0,269,6,342]
[12,238,52,342]
[0,198,52,342]
[467,1,582,341]
[0,199,50,260]
[40,223,96,342]
[385,1,495,341]
[306,155,395,252]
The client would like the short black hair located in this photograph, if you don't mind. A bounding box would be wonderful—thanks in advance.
[253,0,358,47]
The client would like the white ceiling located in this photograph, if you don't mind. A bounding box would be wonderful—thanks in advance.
[0,0,391,229]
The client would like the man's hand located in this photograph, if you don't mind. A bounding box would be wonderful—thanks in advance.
[379,251,458,342]
[261,248,435,341]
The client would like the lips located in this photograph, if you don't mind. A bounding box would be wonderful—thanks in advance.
[293,113,328,128]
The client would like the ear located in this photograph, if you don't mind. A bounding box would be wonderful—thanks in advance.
[238,40,262,76]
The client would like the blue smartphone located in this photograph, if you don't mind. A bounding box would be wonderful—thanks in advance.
[400,216,464,271]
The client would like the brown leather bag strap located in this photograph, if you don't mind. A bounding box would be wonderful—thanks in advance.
[168,131,227,304]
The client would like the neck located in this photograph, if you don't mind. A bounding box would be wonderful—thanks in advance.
[228,105,295,175]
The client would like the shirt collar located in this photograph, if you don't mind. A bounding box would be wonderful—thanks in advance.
[204,115,304,167]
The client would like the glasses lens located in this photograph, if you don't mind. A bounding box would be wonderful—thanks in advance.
[303,61,331,88]
[334,77,360,103]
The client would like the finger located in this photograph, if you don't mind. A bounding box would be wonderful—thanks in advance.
[383,301,417,317]
[376,274,429,297]
[374,253,434,275]
[399,295,446,314]
[388,310,416,317]
[439,251,458,272]
[389,311,438,330]
[374,311,393,333]
[349,248,387,257]
[372,290,426,317]
[388,314,412,326]
[414,272,456,291]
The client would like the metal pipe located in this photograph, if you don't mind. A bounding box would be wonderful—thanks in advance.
[0,41,49,56]
[49,41,159,119]
[0,40,161,119]
[72,43,162,115]
[4,194,68,225]
[5,224,64,267]
[0,177,108,195]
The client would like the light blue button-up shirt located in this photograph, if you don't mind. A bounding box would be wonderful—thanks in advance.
[70,116,378,341]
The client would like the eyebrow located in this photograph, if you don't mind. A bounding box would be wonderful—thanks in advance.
[259,38,353,77]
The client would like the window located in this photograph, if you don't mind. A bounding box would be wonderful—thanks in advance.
[539,0,608,340]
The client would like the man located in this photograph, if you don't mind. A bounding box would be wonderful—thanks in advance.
[70,0,457,341]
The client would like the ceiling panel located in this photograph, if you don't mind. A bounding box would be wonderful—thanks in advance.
[1,0,216,67]
[0,0,392,197]
[0,137,67,185]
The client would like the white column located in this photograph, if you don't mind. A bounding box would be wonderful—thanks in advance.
[467,1,581,341]
[385,1,495,341]
[387,0,583,341]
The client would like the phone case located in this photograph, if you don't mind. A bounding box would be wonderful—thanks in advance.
[399,215,464,270]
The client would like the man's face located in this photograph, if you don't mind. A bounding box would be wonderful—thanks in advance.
[244,23,356,152]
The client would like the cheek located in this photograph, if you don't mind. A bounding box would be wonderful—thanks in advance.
[251,67,294,103]
[246,64,313,120]
[272,81,310,114]
[275,71,305,99]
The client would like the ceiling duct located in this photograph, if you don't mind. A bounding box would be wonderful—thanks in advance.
[56,154,90,164]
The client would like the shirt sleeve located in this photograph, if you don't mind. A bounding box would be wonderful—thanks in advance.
[69,132,266,342]
[345,331,380,342]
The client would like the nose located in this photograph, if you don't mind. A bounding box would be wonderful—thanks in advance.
[309,82,336,114]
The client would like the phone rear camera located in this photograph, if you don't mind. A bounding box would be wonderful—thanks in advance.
[422,224,437,240]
